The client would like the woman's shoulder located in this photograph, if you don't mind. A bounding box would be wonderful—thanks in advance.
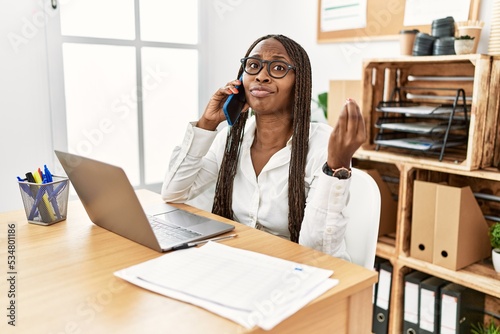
[305,122,331,171]
[309,121,333,139]
[307,122,332,160]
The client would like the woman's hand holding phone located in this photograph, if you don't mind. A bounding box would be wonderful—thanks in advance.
[222,75,247,126]
[197,77,248,131]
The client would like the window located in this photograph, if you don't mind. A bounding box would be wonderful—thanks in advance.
[48,0,201,190]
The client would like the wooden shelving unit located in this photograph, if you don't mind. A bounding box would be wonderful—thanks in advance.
[361,54,498,171]
[347,55,500,333]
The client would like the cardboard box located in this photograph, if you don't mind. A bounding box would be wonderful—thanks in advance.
[410,180,491,270]
[410,181,437,263]
[433,184,491,270]
[362,169,398,237]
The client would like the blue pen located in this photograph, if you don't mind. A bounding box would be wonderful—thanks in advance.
[17,176,33,198]
[43,165,61,219]
[44,165,53,183]
[28,185,49,220]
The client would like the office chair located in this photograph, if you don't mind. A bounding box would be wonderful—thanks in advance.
[344,168,382,269]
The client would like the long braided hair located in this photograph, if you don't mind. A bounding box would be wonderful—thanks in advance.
[212,34,312,243]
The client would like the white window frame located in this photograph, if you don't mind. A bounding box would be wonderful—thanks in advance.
[44,0,207,192]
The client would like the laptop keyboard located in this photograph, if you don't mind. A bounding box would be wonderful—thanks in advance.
[148,215,202,244]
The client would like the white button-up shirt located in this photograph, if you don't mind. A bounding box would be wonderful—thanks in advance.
[161,117,352,261]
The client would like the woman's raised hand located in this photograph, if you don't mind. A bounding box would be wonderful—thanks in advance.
[327,99,366,169]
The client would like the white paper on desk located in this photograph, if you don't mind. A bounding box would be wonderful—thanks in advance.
[114,242,339,330]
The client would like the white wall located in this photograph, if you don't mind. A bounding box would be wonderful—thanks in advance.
[0,0,494,212]
[204,0,493,98]
[0,1,53,213]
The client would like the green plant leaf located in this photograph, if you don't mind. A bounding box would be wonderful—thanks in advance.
[490,222,500,249]
[456,34,475,40]
[313,92,328,119]
[471,321,500,334]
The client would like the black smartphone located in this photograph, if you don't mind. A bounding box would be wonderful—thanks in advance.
[222,75,246,126]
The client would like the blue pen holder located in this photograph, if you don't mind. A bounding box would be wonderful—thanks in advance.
[18,176,69,225]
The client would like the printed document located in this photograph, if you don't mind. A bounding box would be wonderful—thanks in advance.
[115,242,338,330]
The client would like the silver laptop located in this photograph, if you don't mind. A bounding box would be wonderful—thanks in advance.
[55,150,234,252]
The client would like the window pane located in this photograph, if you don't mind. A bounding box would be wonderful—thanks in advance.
[140,0,198,44]
[141,47,198,184]
[60,0,135,40]
[62,43,140,184]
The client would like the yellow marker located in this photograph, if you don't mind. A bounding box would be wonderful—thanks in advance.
[33,169,56,221]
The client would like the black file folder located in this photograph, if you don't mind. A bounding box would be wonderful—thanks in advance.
[373,260,392,334]
[372,257,385,333]
[419,276,448,334]
[440,283,485,333]
[403,270,430,334]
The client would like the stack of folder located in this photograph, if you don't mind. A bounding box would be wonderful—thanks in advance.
[403,270,430,333]
[419,276,449,333]
[402,270,486,334]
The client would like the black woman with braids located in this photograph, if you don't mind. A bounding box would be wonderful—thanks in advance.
[161,34,366,260]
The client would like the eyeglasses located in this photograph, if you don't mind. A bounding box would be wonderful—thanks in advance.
[240,57,295,79]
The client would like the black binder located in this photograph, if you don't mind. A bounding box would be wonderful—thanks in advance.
[373,260,392,334]
[372,257,385,333]
[440,283,485,333]
[419,276,448,334]
[403,270,430,334]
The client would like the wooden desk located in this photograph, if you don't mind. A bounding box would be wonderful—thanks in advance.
[0,190,377,334]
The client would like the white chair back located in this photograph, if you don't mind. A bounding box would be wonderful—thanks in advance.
[344,168,382,269]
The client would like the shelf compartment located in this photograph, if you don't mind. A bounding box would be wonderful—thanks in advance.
[400,167,500,261]
[375,87,469,162]
[361,54,496,171]
[398,256,500,299]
